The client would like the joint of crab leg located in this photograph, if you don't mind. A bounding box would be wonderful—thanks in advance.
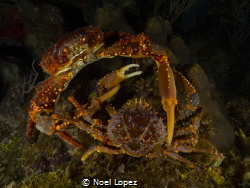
[161,99,177,145]
[68,96,94,124]
[52,113,112,146]
[71,85,121,123]
[86,84,121,116]
[98,64,142,92]
[157,61,177,145]
[81,145,123,161]
[35,115,56,135]
[164,151,195,167]
[26,119,35,138]
[173,70,199,120]
[55,121,71,131]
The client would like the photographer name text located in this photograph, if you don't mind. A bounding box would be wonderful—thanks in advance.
[92,178,137,187]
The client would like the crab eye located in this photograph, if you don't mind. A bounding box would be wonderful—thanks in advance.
[61,47,69,55]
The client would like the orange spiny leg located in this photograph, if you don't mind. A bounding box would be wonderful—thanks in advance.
[96,33,167,59]
[173,70,199,120]
[27,26,106,139]
[147,150,194,167]
[68,96,95,124]
[33,115,84,150]
[81,146,123,161]
[69,84,121,123]
[167,144,215,156]
[97,32,177,145]
[56,131,83,150]
[27,72,74,138]
[52,113,113,149]
[173,108,203,146]
[70,64,141,121]
[157,57,177,145]
[174,107,203,137]
[164,145,214,167]
[26,118,35,139]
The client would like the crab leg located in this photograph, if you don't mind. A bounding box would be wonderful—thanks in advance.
[53,107,124,161]
[173,70,199,120]
[98,64,142,94]
[52,112,116,152]
[147,150,194,167]
[96,33,178,145]
[72,64,142,121]
[81,146,123,161]
[27,71,74,138]
[56,131,84,150]
[70,85,121,124]
[157,57,177,145]
[51,64,141,149]
[174,107,203,137]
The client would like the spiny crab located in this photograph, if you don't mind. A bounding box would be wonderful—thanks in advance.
[26,26,203,161]
[52,79,214,167]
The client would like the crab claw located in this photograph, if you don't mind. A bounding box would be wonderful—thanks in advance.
[157,58,177,145]
[73,64,142,119]
[98,63,142,93]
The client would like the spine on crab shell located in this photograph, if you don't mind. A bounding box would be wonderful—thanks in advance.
[26,73,73,138]
[39,26,105,76]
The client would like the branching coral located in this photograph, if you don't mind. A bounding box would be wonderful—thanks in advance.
[17,60,39,103]
[147,0,197,24]
[230,2,250,50]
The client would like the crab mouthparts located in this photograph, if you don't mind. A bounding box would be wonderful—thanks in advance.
[127,141,141,151]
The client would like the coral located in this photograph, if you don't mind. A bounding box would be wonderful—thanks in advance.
[19,1,64,58]
[227,98,250,132]
[0,60,20,99]
[94,4,134,34]
[236,129,250,154]
[0,83,27,131]
[188,64,234,151]
[168,0,197,23]
[242,71,250,92]
[227,97,250,154]
[19,170,73,188]
[144,16,172,45]
[206,167,225,185]
[168,36,190,64]
[230,2,250,50]
[17,60,39,103]
[0,130,74,187]
[0,1,63,58]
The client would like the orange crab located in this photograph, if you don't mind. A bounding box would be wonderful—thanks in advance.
[27,26,198,147]
[51,67,214,167]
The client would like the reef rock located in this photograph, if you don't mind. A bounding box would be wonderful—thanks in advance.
[169,36,190,64]
[94,4,134,34]
[144,16,172,46]
[189,64,234,151]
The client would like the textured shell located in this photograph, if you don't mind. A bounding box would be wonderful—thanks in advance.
[107,99,167,157]
[40,26,104,75]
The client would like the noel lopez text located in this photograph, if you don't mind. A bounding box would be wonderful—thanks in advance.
[82,178,138,187]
